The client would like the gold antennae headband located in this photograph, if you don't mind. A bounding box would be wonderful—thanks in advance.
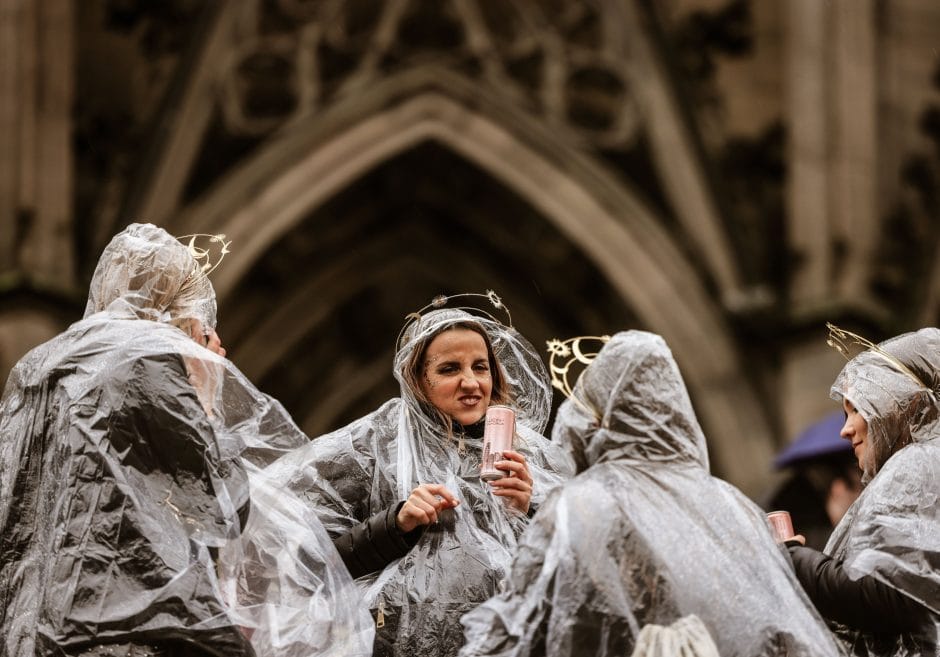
[546,335,611,399]
[826,322,926,389]
[396,290,513,353]
[178,233,232,277]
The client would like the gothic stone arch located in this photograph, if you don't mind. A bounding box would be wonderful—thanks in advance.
[169,76,774,494]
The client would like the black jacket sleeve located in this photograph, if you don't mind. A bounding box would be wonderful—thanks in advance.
[787,544,930,634]
[332,502,423,579]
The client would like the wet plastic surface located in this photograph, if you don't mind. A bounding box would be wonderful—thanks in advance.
[268,308,574,657]
[0,224,373,657]
[825,328,940,655]
[460,331,847,657]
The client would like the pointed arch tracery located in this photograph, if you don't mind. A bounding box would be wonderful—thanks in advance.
[170,78,775,494]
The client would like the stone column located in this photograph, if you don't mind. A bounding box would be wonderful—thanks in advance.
[787,0,832,309]
[0,0,75,387]
[0,0,74,285]
[831,0,877,300]
[787,0,877,310]
[783,0,878,447]
[0,0,21,273]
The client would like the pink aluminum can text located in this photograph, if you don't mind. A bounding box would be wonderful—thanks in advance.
[480,406,515,481]
[766,510,794,543]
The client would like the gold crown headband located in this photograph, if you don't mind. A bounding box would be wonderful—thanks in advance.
[178,233,232,277]
[826,322,926,390]
[546,335,611,399]
[396,290,513,352]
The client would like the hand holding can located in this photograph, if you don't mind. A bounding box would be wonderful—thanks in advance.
[766,510,795,543]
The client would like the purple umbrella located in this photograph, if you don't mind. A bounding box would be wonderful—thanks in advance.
[774,411,850,469]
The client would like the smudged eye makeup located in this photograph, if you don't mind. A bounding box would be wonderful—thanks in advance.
[426,360,490,377]
[418,328,494,425]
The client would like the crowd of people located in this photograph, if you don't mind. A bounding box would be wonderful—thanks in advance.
[0,223,937,656]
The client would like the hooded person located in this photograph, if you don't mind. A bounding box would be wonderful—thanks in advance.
[266,294,574,657]
[459,330,846,657]
[786,326,940,656]
[0,223,373,657]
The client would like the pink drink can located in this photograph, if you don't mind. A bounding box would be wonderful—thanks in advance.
[766,510,794,543]
[480,405,515,481]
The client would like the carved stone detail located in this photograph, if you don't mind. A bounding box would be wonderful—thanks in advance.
[219,0,640,149]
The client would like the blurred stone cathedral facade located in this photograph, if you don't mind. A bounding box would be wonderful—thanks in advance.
[2,0,938,496]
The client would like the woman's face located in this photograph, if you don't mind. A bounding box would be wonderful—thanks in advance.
[840,397,869,470]
[420,328,493,426]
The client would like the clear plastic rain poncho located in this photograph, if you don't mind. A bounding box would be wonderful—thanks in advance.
[0,223,373,657]
[266,303,574,657]
[460,330,846,657]
[824,327,940,655]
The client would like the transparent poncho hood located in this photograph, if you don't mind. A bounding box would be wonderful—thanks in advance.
[460,331,844,657]
[268,306,572,657]
[824,328,940,654]
[0,223,374,656]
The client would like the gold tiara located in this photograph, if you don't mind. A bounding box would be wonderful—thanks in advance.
[178,233,232,277]
[826,322,926,389]
[546,335,611,399]
[396,290,513,352]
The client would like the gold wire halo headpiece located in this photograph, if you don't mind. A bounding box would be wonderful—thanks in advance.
[396,290,513,353]
[825,322,926,390]
[177,233,232,278]
[546,335,611,399]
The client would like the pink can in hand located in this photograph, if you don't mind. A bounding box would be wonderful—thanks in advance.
[480,405,515,481]
[766,510,795,543]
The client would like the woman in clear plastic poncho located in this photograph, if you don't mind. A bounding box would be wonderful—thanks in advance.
[786,327,940,655]
[460,331,846,657]
[0,223,372,657]
[268,300,573,657]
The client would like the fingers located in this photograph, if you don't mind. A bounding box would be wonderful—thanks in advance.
[419,483,460,508]
[490,486,530,503]
[496,450,532,485]
[407,497,440,525]
[489,482,531,515]
[410,488,445,518]
[487,475,531,492]
[396,484,460,532]
[397,495,439,532]
[488,452,532,515]
[499,450,526,464]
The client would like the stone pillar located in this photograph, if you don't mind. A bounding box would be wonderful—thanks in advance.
[0,0,21,273]
[787,0,832,308]
[0,0,74,285]
[786,0,877,310]
[783,0,878,453]
[831,0,877,300]
[0,0,75,387]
